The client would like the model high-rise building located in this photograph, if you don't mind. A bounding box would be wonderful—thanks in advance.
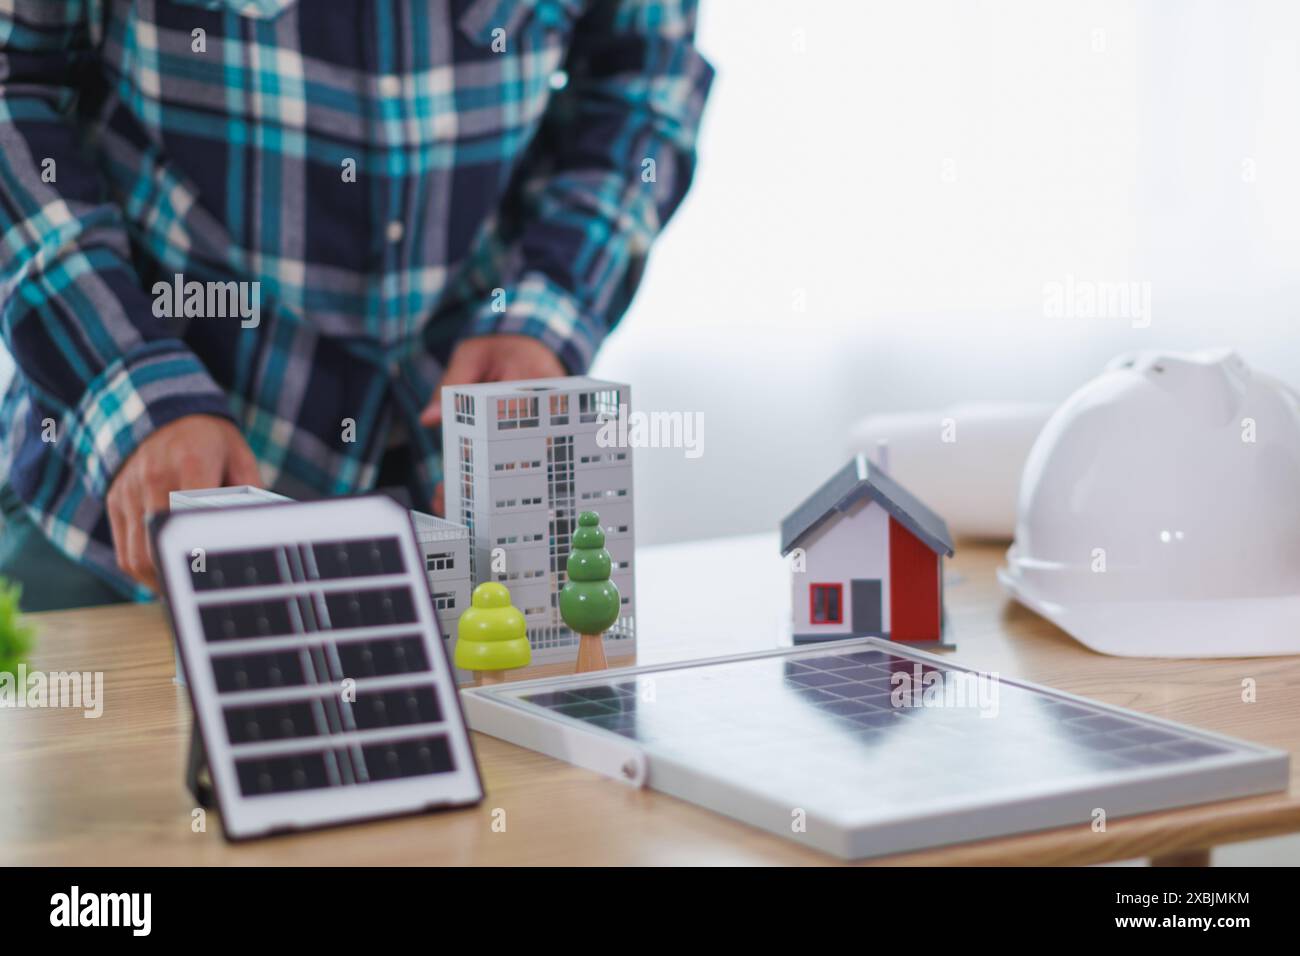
[441,377,635,662]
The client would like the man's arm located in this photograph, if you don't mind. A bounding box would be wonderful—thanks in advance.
[0,1,256,588]
[423,0,714,424]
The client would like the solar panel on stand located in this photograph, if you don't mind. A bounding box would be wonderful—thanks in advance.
[153,495,482,840]
[461,640,1288,860]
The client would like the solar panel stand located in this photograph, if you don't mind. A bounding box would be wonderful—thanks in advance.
[186,723,215,809]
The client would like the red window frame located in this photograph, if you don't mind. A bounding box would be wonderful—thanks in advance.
[809,583,844,625]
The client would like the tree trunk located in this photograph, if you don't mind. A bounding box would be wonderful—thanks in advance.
[576,633,608,673]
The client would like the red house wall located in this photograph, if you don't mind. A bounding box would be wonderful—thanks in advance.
[888,517,942,642]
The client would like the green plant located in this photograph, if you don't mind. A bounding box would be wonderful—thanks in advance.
[559,511,621,636]
[0,579,34,676]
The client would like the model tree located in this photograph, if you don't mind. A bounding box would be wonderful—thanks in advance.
[454,582,531,684]
[0,579,33,677]
[560,511,621,673]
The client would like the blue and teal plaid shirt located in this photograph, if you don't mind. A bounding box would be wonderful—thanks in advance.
[0,0,711,600]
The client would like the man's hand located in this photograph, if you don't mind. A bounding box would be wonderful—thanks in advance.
[420,334,565,515]
[107,414,262,590]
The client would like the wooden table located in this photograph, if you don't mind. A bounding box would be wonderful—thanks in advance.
[2,534,1297,865]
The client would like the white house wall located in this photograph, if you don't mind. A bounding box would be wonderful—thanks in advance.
[790,495,891,636]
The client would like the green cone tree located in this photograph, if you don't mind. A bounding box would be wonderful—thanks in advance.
[559,511,621,672]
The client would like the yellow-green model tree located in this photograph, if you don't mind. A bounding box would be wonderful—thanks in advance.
[454,582,530,684]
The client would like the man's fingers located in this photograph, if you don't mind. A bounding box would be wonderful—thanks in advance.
[224,436,263,487]
[176,447,222,491]
[486,339,566,383]
[119,481,155,588]
[494,358,564,381]
[136,482,174,587]
[107,490,132,581]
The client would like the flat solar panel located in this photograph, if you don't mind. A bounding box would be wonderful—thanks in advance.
[154,495,482,839]
[462,640,1289,860]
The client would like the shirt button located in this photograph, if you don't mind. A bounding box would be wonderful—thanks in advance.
[386,220,404,243]
[379,74,401,97]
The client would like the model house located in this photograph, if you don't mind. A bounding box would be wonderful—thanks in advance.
[779,456,954,645]
[440,376,635,663]
[169,486,472,667]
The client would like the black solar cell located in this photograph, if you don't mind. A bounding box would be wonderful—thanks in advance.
[362,735,455,781]
[224,700,320,744]
[199,597,298,642]
[351,686,442,730]
[236,750,332,796]
[212,650,307,692]
[312,537,405,580]
[336,635,429,679]
[191,548,284,591]
[324,586,417,629]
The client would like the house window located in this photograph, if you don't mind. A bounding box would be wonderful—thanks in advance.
[425,551,454,572]
[810,584,843,625]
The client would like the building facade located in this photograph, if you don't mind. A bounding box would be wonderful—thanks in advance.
[441,377,636,663]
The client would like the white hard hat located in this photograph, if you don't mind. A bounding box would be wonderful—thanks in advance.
[998,348,1300,658]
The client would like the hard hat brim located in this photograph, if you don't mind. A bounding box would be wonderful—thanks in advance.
[997,565,1300,658]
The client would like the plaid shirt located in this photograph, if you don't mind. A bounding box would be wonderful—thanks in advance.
[0,0,711,600]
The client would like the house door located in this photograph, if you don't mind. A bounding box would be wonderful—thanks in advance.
[851,579,883,635]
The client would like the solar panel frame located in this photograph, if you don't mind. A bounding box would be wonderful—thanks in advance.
[462,639,1289,860]
[154,495,483,840]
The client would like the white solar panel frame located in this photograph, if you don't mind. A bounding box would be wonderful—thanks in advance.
[462,639,1289,860]
[156,495,483,839]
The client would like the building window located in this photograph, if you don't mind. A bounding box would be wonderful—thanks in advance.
[549,393,569,425]
[434,592,456,611]
[497,396,540,430]
[454,394,475,426]
[810,584,843,625]
[578,389,619,424]
[459,436,475,545]
[426,552,454,572]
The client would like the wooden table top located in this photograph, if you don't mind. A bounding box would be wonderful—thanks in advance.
[2,534,1297,865]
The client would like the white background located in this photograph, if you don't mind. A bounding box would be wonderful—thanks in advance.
[594,0,1300,544]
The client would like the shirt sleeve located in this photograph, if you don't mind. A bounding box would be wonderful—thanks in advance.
[466,0,715,373]
[0,0,233,499]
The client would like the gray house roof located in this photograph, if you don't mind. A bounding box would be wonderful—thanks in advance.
[779,455,954,558]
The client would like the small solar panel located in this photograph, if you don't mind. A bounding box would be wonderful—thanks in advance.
[463,640,1288,860]
[154,495,482,839]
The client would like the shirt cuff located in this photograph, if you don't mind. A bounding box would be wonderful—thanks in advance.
[64,339,235,497]
[466,273,602,375]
